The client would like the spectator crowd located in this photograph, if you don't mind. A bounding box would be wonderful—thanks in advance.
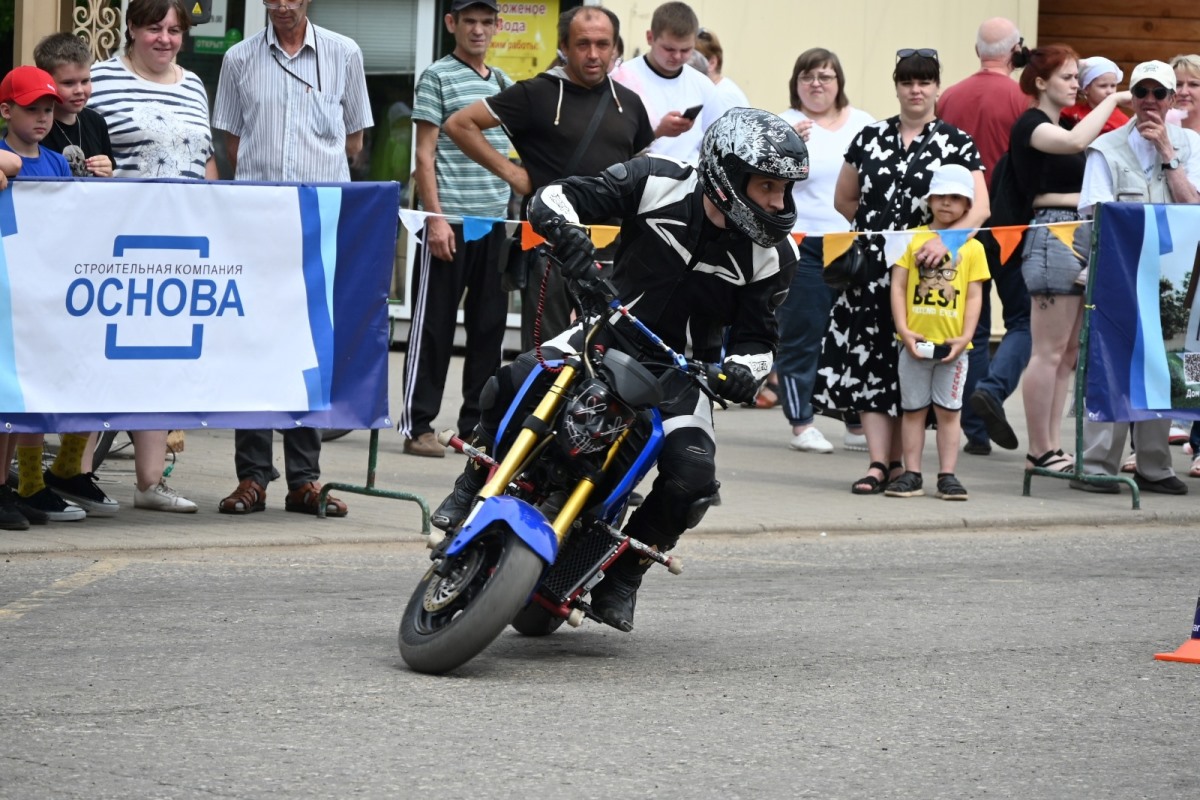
[1,0,1198,529]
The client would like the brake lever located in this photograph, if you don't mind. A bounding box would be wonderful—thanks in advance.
[693,361,729,410]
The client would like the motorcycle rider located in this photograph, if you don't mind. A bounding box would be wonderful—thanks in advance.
[431,107,808,631]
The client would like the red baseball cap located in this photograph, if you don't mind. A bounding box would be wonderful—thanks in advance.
[0,66,64,106]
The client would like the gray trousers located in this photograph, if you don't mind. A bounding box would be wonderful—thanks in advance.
[234,428,322,491]
[1080,418,1174,480]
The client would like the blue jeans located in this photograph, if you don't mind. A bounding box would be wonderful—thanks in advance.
[962,232,1032,445]
[775,238,832,427]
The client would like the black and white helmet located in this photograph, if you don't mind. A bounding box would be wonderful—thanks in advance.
[697,107,809,247]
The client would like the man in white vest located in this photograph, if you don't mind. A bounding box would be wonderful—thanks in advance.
[1073,60,1200,495]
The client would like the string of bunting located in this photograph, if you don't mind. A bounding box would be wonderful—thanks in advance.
[395,208,1083,268]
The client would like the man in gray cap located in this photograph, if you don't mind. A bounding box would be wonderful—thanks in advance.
[1073,60,1200,495]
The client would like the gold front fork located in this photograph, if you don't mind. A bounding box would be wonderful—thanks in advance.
[478,363,577,503]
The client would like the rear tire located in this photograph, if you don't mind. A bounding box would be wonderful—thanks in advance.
[399,527,544,674]
[510,599,565,636]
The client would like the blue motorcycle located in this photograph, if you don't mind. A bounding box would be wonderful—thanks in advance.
[399,269,727,674]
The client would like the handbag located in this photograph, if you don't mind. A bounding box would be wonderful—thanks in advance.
[822,237,869,292]
[823,121,948,292]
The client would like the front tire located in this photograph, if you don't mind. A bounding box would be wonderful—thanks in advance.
[399,526,545,674]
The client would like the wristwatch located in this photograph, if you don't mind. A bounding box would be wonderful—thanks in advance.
[1163,156,1181,170]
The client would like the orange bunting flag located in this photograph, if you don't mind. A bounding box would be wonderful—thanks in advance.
[520,220,545,250]
[791,232,806,247]
[823,232,858,267]
[991,225,1028,265]
[590,225,620,249]
[1048,221,1082,258]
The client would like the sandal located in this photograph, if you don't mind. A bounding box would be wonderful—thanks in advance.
[1189,457,1200,479]
[284,481,348,517]
[935,473,969,501]
[1120,453,1137,474]
[888,461,905,483]
[218,478,266,514]
[1025,450,1073,473]
[851,461,889,495]
[884,471,924,497]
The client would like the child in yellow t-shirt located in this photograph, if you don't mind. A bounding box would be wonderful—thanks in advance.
[887,164,990,501]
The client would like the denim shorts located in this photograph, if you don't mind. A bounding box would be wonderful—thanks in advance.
[1020,208,1090,297]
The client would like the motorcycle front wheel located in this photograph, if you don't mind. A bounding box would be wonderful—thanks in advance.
[399,525,544,674]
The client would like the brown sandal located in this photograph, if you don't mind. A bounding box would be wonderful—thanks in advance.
[218,478,266,514]
[285,481,348,517]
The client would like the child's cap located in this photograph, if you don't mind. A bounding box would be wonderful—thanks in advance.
[0,66,64,106]
[924,164,974,204]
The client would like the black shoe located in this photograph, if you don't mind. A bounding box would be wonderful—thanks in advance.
[590,562,644,632]
[1134,473,1189,495]
[963,440,992,456]
[1069,478,1121,494]
[968,391,1018,450]
[0,485,30,531]
[1,484,48,525]
[431,464,488,531]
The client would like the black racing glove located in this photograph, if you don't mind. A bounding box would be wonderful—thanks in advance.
[710,360,758,405]
[544,219,598,280]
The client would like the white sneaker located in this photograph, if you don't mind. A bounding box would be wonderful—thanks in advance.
[843,431,868,452]
[790,427,833,453]
[1169,424,1189,445]
[134,481,198,513]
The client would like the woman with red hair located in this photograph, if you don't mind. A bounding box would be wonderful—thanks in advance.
[1010,45,1130,473]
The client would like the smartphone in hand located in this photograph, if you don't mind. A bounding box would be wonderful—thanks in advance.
[681,104,703,120]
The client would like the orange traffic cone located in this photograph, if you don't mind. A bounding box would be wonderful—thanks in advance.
[1155,596,1200,663]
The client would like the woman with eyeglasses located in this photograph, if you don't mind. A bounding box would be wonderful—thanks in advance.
[772,48,874,454]
[1009,45,1130,474]
[85,0,215,512]
[816,48,988,494]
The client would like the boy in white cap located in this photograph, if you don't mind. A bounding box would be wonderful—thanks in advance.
[887,164,991,500]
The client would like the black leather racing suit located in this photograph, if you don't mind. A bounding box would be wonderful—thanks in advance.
[496,154,798,554]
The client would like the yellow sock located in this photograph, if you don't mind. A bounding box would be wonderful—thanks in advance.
[16,445,45,498]
[51,433,89,479]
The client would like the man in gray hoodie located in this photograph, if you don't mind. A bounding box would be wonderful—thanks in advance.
[446,4,654,349]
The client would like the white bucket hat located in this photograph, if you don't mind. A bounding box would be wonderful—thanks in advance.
[924,163,974,204]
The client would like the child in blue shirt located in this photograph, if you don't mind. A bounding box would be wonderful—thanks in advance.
[0,65,82,528]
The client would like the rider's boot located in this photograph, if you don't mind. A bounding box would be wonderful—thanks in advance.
[431,431,493,531]
[590,550,651,632]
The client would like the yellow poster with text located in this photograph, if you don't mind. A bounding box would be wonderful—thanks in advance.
[489,2,560,83]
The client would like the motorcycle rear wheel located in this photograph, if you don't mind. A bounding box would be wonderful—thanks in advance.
[399,526,544,674]
[510,599,565,636]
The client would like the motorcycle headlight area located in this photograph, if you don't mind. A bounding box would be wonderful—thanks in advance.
[559,378,636,456]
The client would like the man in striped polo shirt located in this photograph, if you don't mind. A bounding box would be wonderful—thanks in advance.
[211,0,372,517]
[398,0,513,458]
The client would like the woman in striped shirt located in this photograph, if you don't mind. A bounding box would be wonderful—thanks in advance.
[89,0,216,181]
[85,0,213,513]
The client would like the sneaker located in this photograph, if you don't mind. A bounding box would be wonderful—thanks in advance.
[19,487,86,522]
[43,470,119,517]
[403,432,446,458]
[0,485,29,531]
[1169,425,1189,445]
[134,481,198,513]
[790,427,833,453]
[842,431,868,452]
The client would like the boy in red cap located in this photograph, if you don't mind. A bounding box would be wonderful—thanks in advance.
[0,65,71,177]
[0,65,83,529]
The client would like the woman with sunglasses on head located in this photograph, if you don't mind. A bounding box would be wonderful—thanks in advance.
[817,48,988,494]
[1009,45,1130,475]
[774,48,874,454]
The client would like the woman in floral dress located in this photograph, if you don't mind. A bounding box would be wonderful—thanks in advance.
[815,49,989,494]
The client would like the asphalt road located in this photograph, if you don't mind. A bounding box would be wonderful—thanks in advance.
[2,524,1196,799]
